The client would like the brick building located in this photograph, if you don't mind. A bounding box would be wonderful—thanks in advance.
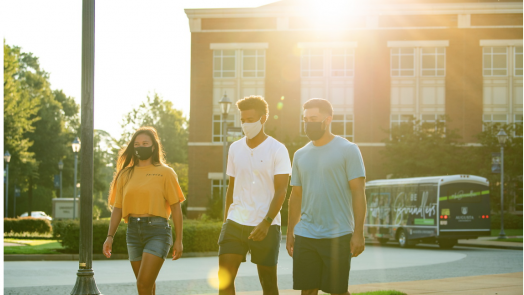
[184,0,523,217]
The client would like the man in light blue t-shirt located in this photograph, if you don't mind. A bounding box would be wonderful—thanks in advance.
[287,98,367,295]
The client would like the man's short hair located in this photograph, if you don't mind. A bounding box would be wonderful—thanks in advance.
[303,98,333,116]
[236,95,269,116]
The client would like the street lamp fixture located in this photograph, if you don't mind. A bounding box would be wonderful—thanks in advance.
[496,129,508,239]
[58,160,64,199]
[4,151,10,218]
[219,92,232,215]
[72,137,81,219]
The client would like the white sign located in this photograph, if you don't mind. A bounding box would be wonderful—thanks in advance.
[52,198,80,219]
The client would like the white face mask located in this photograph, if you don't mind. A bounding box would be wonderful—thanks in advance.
[242,118,263,139]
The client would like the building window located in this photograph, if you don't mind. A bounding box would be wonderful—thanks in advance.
[331,114,354,141]
[421,114,446,133]
[515,114,523,137]
[242,49,265,78]
[390,114,415,128]
[301,48,324,77]
[213,50,236,78]
[421,48,446,77]
[212,115,236,142]
[483,114,509,131]
[515,46,523,76]
[391,48,415,77]
[211,179,229,199]
[483,47,508,76]
[331,48,355,77]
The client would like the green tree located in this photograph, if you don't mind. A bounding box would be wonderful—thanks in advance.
[474,123,523,212]
[119,93,188,164]
[381,118,472,178]
[4,41,80,217]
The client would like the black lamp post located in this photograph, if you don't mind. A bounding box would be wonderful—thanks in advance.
[58,160,64,199]
[219,92,232,215]
[4,151,11,218]
[70,0,101,294]
[72,137,81,219]
[496,129,508,239]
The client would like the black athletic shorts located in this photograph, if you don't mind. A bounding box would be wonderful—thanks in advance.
[293,234,352,294]
[218,219,281,266]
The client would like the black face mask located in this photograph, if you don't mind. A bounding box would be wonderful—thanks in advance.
[134,146,154,160]
[304,119,326,141]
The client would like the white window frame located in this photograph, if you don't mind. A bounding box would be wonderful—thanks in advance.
[390,48,416,77]
[331,114,354,141]
[514,46,523,77]
[212,114,236,143]
[211,179,229,199]
[330,48,355,77]
[482,114,509,131]
[514,114,523,137]
[420,114,446,133]
[482,47,508,77]
[300,48,325,77]
[241,49,266,78]
[420,48,446,77]
[213,50,237,78]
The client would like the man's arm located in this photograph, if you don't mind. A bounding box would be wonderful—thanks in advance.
[349,177,366,257]
[223,176,235,223]
[286,186,302,257]
[248,174,289,241]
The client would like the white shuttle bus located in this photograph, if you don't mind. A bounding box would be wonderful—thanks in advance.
[365,175,491,249]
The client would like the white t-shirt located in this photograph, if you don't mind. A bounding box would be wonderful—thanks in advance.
[226,136,292,226]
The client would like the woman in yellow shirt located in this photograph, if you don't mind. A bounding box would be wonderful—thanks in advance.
[103,127,185,295]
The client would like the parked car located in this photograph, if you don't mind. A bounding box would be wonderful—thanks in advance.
[20,211,53,221]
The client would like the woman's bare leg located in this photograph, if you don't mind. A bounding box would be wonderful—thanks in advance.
[132,253,164,295]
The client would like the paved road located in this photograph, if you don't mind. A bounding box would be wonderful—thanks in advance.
[4,242,522,295]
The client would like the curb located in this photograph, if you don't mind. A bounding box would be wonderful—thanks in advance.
[4,251,219,261]
[456,242,523,250]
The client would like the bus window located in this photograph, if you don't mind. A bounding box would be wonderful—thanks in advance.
[441,183,488,203]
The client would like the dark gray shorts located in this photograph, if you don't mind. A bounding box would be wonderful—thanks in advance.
[126,216,173,261]
[218,219,281,266]
[293,234,352,294]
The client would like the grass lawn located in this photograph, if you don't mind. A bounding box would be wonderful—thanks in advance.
[4,239,64,254]
[491,229,523,237]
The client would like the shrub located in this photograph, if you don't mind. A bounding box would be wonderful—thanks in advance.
[490,213,523,229]
[4,217,52,234]
[55,218,223,254]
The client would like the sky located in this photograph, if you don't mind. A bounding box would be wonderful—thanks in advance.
[2,0,277,139]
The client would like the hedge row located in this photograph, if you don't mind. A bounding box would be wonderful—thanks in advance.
[4,217,52,234]
[55,219,223,254]
[490,213,523,230]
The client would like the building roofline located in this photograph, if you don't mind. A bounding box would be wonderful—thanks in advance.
[184,2,522,19]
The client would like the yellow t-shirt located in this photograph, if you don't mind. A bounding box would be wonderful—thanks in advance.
[109,164,185,223]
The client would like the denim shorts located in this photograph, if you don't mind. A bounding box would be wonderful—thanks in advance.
[126,216,173,261]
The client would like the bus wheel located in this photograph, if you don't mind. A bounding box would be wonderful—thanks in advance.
[439,239,457,249]
[378,238,389,245]
[397,229,412,248]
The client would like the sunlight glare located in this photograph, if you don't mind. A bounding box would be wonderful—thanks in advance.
[304,0,367,30]
[207,266,232,290]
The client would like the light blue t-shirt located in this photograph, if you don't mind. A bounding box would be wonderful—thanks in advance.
[290,136,366,239]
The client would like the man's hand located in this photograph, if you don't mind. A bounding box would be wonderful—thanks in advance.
[286,234,294,257]
[172,240,183,260]
[248,221,270,241]
[350,232,365,257]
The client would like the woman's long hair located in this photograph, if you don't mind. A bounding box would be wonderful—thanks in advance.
[108,127,166,207]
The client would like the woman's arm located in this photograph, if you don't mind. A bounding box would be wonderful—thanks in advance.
[103,207,122,258]
[170,202,183,260]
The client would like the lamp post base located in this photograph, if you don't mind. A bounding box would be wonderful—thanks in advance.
[70,269,101,295]
[498,233,508,239]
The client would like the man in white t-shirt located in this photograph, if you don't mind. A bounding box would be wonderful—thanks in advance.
[218,95,292,295]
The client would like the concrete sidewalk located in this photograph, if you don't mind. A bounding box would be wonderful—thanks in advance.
[227,272,523,295]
